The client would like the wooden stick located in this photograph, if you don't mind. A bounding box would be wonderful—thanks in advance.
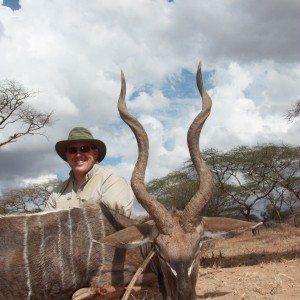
[121,248,156,300]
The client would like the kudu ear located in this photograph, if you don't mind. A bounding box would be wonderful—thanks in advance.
[200,217,263,241]
[95,220,159,249]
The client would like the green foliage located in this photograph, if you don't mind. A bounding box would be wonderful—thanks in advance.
[147,143,300,221]
[147,171,197,210]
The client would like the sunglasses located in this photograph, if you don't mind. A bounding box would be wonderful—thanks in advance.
[66,145,96,154]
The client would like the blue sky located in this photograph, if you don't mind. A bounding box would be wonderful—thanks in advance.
[130,69,213,101]
[2,0,20,10]
[0,1,299,213]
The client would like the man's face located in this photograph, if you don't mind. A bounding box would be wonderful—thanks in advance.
[65,142,99,176]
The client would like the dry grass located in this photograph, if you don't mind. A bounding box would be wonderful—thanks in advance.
[197,259,300,300]
[197,226,300,300]
[201,226,300,268]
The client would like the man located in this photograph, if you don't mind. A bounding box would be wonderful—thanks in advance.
[46,127,134,217]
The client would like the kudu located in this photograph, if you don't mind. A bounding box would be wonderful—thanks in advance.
[98,62,262,300]
[0,204,155,300]
[0,63,262,300]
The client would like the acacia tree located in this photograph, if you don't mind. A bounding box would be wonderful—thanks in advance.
[285,99,300,122]
[145,144,299,221]
[0,79,53,147]
[146,159,239,216]
[185,144,300,221]
[191,148,266,220]
[147,170,197,210]
[0,179,60,214]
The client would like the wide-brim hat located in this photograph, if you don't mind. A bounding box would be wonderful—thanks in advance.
[55,127,107,162]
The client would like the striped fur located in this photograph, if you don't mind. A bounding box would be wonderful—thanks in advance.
[0,205,148,300]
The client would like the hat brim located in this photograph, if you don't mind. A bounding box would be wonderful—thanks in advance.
[55,139,107,162]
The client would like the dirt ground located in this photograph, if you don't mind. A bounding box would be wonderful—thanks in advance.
[197,259,300,300]
[131,225,300,300]
[196,225,300,300]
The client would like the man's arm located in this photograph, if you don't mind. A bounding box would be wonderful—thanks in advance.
[100,171,134,217]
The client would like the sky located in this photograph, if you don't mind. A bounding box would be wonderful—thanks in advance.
[1,1,300,213]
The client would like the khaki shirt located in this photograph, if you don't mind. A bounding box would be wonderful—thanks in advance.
[45,165,134,217]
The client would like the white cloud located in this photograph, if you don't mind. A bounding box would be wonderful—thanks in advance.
[205,62,299,150]
[129,90,170,113]
[21,174,58,187]
[0,0,299,193]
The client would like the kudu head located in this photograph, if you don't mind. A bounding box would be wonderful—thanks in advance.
[117,62,212,300]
